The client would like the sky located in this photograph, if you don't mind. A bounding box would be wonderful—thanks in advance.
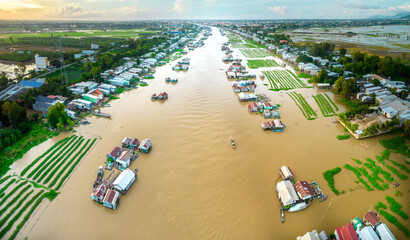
[0,0,409,20]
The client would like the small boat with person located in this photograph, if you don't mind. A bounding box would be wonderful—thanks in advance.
[231,137,236,149]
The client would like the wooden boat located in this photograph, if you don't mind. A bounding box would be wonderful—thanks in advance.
[231,138,236,149]
[280,206,285,223]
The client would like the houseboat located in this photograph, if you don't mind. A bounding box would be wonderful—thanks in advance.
[171,77,178,83]
[113,168,137,194]
[103,189,120,210]
[151,94,158,100]
[272,120,285,132]
[157,92,168,100]
[94,110,111,118]
[138,138,152,153]
[165,77,171,82]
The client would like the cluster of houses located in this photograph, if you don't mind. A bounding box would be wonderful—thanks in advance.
[357,75,409,125]
[226,62,256,80]
[172,58,190,71]
[91,137,153,210]
[232,80,257,92]
[91,168,137,210]
[330,211,396,240]
[151,92,168,100]
[33,95,67,112]
[276,166,326,213]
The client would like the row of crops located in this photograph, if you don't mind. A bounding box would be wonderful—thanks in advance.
[232,43,258,48]
[322,144,410,237]
[0,135,96,239]
[239,49,271,58]
[287,92,317,120]
[247,59,280,69]
[313,93,339,117]
[226,33,243,43]
[262,70,309,90]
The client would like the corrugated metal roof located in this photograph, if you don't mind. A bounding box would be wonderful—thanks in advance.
[276,180,298,206]
[18,80,43,88]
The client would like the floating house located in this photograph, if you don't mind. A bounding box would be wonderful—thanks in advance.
[238,92,249,101]
[113,168,136,193]
[357,226,379,240]
[91,184,107,202]
[279,166,294,180]
[107,146,121,160]
[138,138,152,153]
[129,138,140,150]
[271,111,280,119]
[294,181,315,201]
[375,223,395,240]
[248,102,258,112]
[334,223,358,240]
[363,211,380,227]
[261,121,272,130]
[272,120,285,132]
[276,180,299,208]
[103,189,120,210]
[263,110,271,118]
[116,150,132,169]
[122,137,132,148]
[158,92,168,100]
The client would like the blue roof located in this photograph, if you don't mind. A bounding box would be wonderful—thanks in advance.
[18,80,43,88]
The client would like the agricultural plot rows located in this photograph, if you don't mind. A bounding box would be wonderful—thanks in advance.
[262,70,309,90]
[226,34,243,43]
[287,92,317,120]
[247,59,279,68]
[231,43,259,48]
[240,49,271,58]
[313,93,339,117]
[0,135,96,239]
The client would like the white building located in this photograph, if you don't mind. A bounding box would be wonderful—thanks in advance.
[35,54,48,70]
[91,43,99,50]
[276,180,299,207]
[113,169,136,193]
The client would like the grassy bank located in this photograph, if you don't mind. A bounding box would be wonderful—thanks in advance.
[0,124,59,178]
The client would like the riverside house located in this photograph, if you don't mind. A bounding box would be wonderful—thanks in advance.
[138,138,152,153]
[248,102,258,112]
[91,184,107,202]
[116,150,132,169]
[107,146,121,160]
[129,138,140,150]
[103,189,120,210]
[113,169,137,193]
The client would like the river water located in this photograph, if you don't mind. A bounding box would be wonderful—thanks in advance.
[17,27,408,239]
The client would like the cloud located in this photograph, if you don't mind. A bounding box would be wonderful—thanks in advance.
[48,4,100,18]
[388,3,410,12]
[0,0,42,11]
[268,6,286,15]
[173,0,185,12]
[335,0,381,10]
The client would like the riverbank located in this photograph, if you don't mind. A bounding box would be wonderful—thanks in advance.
[5,27,407,240]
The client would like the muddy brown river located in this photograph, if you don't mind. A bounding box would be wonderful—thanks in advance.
[13,27,409,239]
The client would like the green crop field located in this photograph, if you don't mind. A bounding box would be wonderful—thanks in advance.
[247,59,280,68]
[231,43,259,48]
[313,93,339,117]
[240,49,271,58]
[0,135,97,239]
[0,28,160,43]
[287,92,317,120]
[226,33,243,43]
[262,70,309,90]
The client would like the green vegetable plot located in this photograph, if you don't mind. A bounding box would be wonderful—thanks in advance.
[247,59,279,68]
[263,70,308,90]
[287,92,317,120]
[240,49,271,58]
[313,93,338,117]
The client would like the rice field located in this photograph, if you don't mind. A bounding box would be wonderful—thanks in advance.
[240,49,271,58]
[226,33,243,43]
[0,135,96,239]
[287,92,317,120]
[262,70,309,90]
[232,43,259,48]
[247,59,280,68]
[313,93,339,117]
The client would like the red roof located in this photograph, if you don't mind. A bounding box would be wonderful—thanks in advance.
[47,95,57,99]
[335,223,358,240]
[364,211,380,227]
[248,102,258,109]
[103,189,118,203]
[294,181,315,199]
[130,138,140,146]
[108,146,121,158]
[92,185,106,199]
